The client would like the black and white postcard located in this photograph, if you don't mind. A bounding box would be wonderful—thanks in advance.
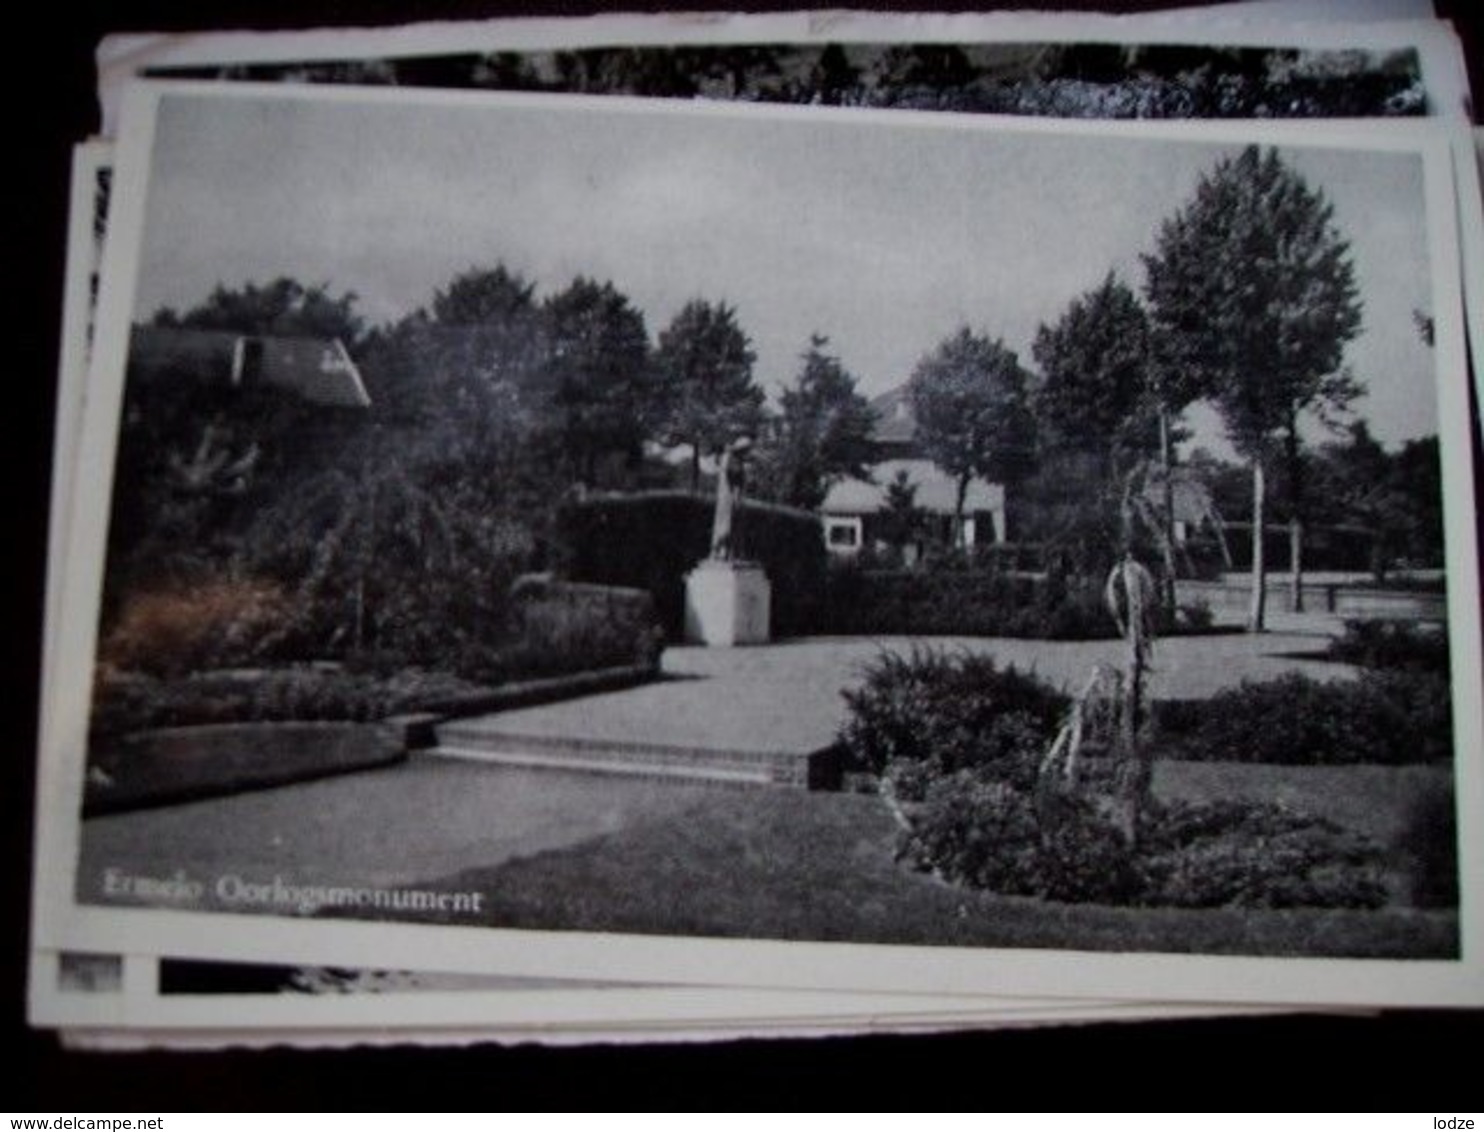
[32,141,1269,1035]
[34,80,1482,1007]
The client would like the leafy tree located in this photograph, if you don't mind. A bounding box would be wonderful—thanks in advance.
[152,276,365,346]
[1033,271,1203,602]
[1143,145,1362,629]
[754,335,877,510]
[539,276,655,486]
[238,265,561,669]
[1032,272,1154,472]
[1305,422,1444,580]
[430,265,536,326]
[653,299,764,489]
[908,327,1036,545]
[110,279,372,611]
[878,470,927,562]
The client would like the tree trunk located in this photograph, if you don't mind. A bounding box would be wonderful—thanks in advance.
[954,473,970,550]
[1285,420,1305,613]
[1289,519,1304,613]
[1248,458,1267,633]
[1158,408,1178,610]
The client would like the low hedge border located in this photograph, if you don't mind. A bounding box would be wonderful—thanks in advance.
[84,721,407,817]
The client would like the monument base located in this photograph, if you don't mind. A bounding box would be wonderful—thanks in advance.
[684,560,772,646]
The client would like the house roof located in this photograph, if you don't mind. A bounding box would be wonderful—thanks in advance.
[822,458,1004,516]
[129,327,371,408]
[867,386,918,445]
[1141,469,1222,527]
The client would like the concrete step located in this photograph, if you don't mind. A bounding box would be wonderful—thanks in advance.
[429,724,835,789]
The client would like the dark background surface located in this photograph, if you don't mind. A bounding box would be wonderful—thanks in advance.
[9,0,1483,1110]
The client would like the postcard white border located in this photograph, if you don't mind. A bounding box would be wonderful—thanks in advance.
[33,951,1297,1036]
[35,79,1484,1008]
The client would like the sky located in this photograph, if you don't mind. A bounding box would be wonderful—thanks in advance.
[133,88,1442,455]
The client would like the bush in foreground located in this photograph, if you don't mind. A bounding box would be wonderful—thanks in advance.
[896,770,1388,909]
[839,647,1069,785]
[844,647,1395,909]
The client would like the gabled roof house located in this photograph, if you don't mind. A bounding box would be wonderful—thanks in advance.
[819,385,1006,559]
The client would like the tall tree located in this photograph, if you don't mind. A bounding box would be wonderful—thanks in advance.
[653,299,764,490]
[754,334,877,510]
[1143,145,1362,630]
[1031,275,1161,584]
[538,276,655,485]
[153,276,365,346]
[908,327,1036,545]
[1032,271,1153,472]
[430,264,536,326]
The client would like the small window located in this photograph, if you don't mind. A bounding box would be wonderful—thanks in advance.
[827,521,859,547]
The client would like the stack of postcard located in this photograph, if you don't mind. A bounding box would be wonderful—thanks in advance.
[28,1,1484,1049]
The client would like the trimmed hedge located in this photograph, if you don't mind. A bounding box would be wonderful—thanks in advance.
[501,576,661,680]
[1325,618,1451,675]
[556,491,827,639]
[1162,670,1453,766]
[823,565,1215,640]
[90,666,492,737]
[92,579,662,738]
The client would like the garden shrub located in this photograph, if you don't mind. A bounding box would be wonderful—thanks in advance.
[823,565,1102,639]
[240,461,547,682]
[556,491,826,639]
[822,565,1219,641]
[843,650,1394,908]
[838,646,1069,779]
[90,665,495,737]
[1165,670,1452,765]
[1325,618,1451,675]
[500,578,662,680]
[897,772,1044,895]
[99,577,293,678]
[1393,777,1459,908]
[1032,790,1144,903]
[1138,800,1388,909]
[1174,600,1215,633]
[896,774,1387,909]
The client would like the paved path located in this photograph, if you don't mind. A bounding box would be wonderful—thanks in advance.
[79,629,1360,908]
[445,630,1353,761]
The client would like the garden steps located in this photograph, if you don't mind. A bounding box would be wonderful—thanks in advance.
[429,723,836,789]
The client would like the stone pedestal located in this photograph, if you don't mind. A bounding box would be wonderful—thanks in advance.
[684,560,771,646]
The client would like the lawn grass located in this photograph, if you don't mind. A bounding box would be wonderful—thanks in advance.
[1151,760,1451,847]
[371,771,1456,959]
